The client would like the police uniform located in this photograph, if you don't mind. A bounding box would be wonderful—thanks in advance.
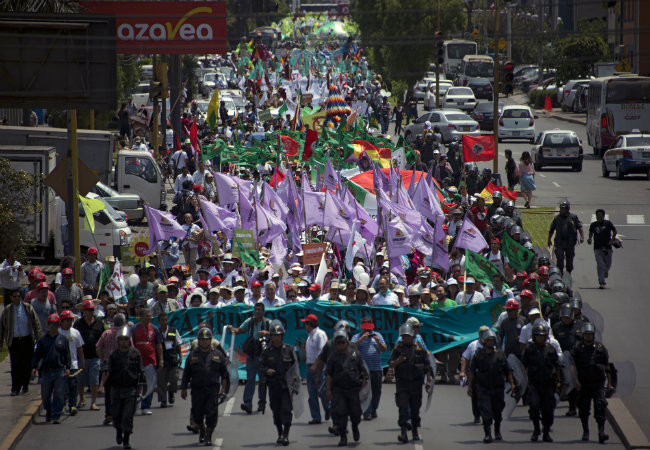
[571,336,610,442]
[158,326,181,406]
[521,338,560,442]
[389,339,432,442]
[107,345,143,449]
[326,342,367,445]
[259,340,295,445]
[181,343,229,445]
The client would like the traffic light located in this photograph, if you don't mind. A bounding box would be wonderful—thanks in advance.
[154,63,169,99]
[435,31,444,66]
[502,61,514,95]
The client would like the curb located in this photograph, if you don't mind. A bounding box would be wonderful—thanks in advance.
[544,112,587,127]
[607,398,650,449]
[0,400,41,450]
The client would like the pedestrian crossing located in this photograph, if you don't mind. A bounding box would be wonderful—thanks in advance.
[588,213,647,225]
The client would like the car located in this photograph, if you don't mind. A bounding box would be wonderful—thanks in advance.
[532,130,584,171]
[423,80,453,110]
[442,87,477,111]
[602,134,650,179]
[131,83,150,109]
[201,72,228,97]
[559,79,590,112]
[470,101,504,131]
[413,80,432,101]
[91,181,144,224]
[403,109,481,144]
[498,105,536,143]
[467,77,493,100]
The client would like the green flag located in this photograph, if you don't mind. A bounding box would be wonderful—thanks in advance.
[465,250,503,285]
[502,232,535,271]
[201,139,227,161]
[236,242,264,268]
[534,279,556,307]
[277,102,288,118]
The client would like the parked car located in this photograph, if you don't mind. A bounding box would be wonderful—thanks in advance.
[423,80,453,110]
[442,87,477,111]
[532,130,583,171]
[602,134,650,179]
[414,79,435,101]
[470,101,504,131]
[559,79,590,112]
[404,109,481,144]
[90,182,145,224]
[498,105,536,143]
[467,77,493,100]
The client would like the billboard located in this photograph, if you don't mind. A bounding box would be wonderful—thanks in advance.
[79,1,227,54]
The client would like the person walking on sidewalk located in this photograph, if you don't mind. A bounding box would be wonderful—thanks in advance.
[518,152,535,208]
[587,209,617,289]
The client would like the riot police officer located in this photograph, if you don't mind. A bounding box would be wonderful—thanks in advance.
[548,200,584,274]
[498,299,525,359]
[107,327,144,450]
[259,320,296,446]
[570,323,612,443]
[467,330,516,443]
[389,323,433,444]
[521,323,561,442]
[552,303,581,416]
[180,328,230,446]
[326,330,367,447]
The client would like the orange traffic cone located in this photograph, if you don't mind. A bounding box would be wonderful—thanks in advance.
[544,96,552,111]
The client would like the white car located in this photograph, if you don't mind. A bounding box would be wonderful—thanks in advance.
[532,130,583,172]
[424,81,453,110]
[498,105,536,143]
[442,87,477,111]
[602,134,650,180]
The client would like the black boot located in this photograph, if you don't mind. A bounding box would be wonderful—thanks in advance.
[276,425,284,445]
[199,426,206,444]
[328,425,339,435]
[398,426,409,444]
[483,424,493,443]
[116,428,123,445]
[123,433,131,450]
[582,419,589,441]
[412,426,421,442]
[598,423,609,444]
[494,421,502,441]
[351,423,360,442]
[531,420,540,442]
[542,427,553,442]
[281,424,290,446]
[204,428,213,446]
[338,430,347,447]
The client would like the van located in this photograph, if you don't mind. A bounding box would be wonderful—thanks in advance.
[140,64,153,81]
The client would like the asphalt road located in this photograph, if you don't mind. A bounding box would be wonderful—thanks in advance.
[15,382,624,450]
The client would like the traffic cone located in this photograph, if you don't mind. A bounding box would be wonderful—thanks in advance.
[544,96,552,111]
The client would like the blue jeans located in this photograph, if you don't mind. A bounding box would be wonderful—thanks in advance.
[65,374,78,409]
[41,369,66,419]
[140,365,156,410]
[306,365,328,421]
[243,356,266,408]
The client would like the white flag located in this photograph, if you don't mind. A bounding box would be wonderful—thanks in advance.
[345,221,367,271]
[314,253,328,296]
[105,259,128,302]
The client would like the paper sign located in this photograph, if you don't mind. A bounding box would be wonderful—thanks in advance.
[232,228,255,257]
[302,243,326,265]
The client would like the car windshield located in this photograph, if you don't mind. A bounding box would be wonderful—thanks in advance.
[543,134,578,146]
[95,182,118,197]
[502,108,531,118]
[606,80,650,103]
[469,79,490,86]
[197,102,209,112]
[626,136,650,146]
[447,43,476,59]
[448,88,473,96]
[445,113,472,121]
[465,61,494,77]
[475,102,503,112]
[232,98,247,108]
[204,73,216,82]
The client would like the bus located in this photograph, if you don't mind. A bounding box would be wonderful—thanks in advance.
[454,55,494,86]
[442,40,477,76]
[586,76,650,156]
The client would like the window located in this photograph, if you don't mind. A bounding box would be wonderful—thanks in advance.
[625,136,650,146]
[429,113,441,122]
[606,80,650,103]
[502,108,531,119]
[416,114,430,124]
[543,134,579,147]
[124,157,157,183]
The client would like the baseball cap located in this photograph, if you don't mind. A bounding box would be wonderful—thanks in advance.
[446,278,458,286]
[210,275,222,284]
[209,287,221,295]
[251,280,262,287]
[197,280,209,289]
[47,313,60,325]
[309,283,321,292]
[87,247,98,255]
[37,281,49,291]
[464,277,476,284]
[360,317,375,330]
[406,317,423,327]
[408,286,420,296]
[168,276,180,284]
[537,266,550,275]
[393,285,405,294]
[81,299,96,310]
[158,285,168,293]
[233,285,246,292]
[516,271,528,278]
[301,314,319,325]
[62,268,73,276]
[60,310,75,320]
[520,289,534,298]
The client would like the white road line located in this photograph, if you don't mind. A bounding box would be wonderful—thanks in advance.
[223,397,235,417]
[414,441,424,450]
[213,437,224,450]
[627,214,645,224]
[539,173,546,178]
[552,181,561,188]
[591,214,610,222]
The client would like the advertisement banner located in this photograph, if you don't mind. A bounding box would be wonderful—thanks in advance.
[155,297,506,379]
[79,1,227,54]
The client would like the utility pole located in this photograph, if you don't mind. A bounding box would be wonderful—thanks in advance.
[492,0,500,175]
[506,7,512,61]
[537,0,544,88]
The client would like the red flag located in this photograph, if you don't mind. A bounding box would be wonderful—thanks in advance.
[485,181,519,200]
[174,131,181,152]
[462,135,495,162]
[280,135,300,156]
[352,139,379,151]
[269,168,285,187]
[190,119,199,155]
[303,129,319,161]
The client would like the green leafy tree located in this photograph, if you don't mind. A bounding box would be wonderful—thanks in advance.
[556,34,608,82]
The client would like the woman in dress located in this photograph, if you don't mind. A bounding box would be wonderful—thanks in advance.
[519,151,536,208]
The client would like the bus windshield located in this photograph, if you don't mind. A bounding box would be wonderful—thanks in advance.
[606,79,650,103]
[465,61,494,77]
[447,43,476,59]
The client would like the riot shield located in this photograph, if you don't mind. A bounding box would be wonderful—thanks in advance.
[142,364,157,400]
[610,361,636,398]
[505,354,527,419]
[286,353,304,418]
[224,331,239,401]
[359,360,372,414]
[559,352,577,401]
[423,353,436,412]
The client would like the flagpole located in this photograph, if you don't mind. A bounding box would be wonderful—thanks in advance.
[156,240,170,284]
[300,178,309,243]
[252,181,260,250]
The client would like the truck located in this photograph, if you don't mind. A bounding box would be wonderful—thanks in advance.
[0,126,167,212]
[0,145,132,261]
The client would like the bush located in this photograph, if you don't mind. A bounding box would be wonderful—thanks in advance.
[528,88,559,109]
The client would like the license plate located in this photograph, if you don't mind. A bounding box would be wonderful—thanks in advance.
[513,131,520,136]
[462,126,470,131]
[457,101,464,105]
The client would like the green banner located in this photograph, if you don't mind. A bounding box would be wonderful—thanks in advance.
[154,298,506,379]
[465,250,503,284]
[232,228,255,257]
[502,232,535,272]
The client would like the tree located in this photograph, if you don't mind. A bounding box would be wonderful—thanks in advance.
[555,34,608,82]
[0,158,45,260]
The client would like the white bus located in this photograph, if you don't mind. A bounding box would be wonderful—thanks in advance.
[455,55,494,87]
[586,76,650,156]
[442,40,477,76]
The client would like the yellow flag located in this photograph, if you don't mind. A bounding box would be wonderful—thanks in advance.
[479,188,494,205]
[78,194,106,233]
[207,87,219,129]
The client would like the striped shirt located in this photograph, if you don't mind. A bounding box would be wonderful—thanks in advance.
[351,331,386,371]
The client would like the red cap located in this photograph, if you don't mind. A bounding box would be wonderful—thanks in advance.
[520,289,534,298]
[505,299,520,310]
[251,281,262,287]
[34,272,47,282]
[81,299,96,310]
[309,283,321,292]
[60,310,75,320]
[47,313,60,324]
[28,268,43,278]
[537,265,549,275]
[87,247,98,255]
[37,281,49,291]
[172,265,182,271]
[62,268,73,276]
[168,276,179,284]
[301,314,319,325]
[442,224,449,231]
[193,184,202,192]
[457,275,465,282]
[197,280,209,289]
[210,275,223,284]
[360,318,375,330]
[491,237,500,244]
[516,271,528,278]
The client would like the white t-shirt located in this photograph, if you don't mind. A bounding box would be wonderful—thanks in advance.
[59,327,84,370]
[455,290,486,305]
[372,291,400,306]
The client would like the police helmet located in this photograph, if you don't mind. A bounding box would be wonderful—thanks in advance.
[569,299,582,310]
[198,327,213,340]
[537,256,551,267]
[117,326,131,340]
[269,320,285,335]
[559,304,573,319]
[334,320,351,334]
[483,329,497,342]
[492,191,503,199]
[399,323,415,337]
[481,168,492,177]
[552,292,570,305]
[532,323,549,336]
[523,242,535,251]
[510,225,523,236]
[550,280,567,293]
[503,200,515,209]
[464,162,473,172]
[333,329,349,343]
[490,214,502,226]
[559,200,570,210]
[548,266,562,278]
[581,322,596,335]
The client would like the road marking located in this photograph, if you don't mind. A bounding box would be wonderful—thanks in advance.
[414,441,424,450]
[213,437,224,450]
[627,214,645,224]
[552,181,561,188]
[539,173,546,178]
[591,214,610,222]
[223,397,235,417]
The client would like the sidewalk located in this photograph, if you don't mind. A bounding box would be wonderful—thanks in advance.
[0,358,41,450]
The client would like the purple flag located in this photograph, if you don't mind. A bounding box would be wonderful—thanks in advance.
[432,214,450,272]
[454,217,488,253]
[323,158,338,191]
[412,175,444,223]
[412,220,435,256]
[144,205,187,255]
[302,190,325,227]
[199,199,238,239]
[407,166,418,199]
[239,193,285,244]
[269,234,288,265]
[261,182,289,220]
[390,256,406,280]
[377,190,422,229]
[386,216,413,258]
[302,171,313,192]
[323,190,352,230]
[212,172,240,205]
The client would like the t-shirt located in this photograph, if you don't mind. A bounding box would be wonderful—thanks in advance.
[589,220,616,250]
[351,331,386,371]
[430,298,457,310]
[30,298,56,332]
[133,323,162,367]
[59,327,84,370]
[74,317,105,360]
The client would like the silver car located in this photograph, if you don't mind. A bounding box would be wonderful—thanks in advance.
[404,109,481,144]
[91,182,144,224]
